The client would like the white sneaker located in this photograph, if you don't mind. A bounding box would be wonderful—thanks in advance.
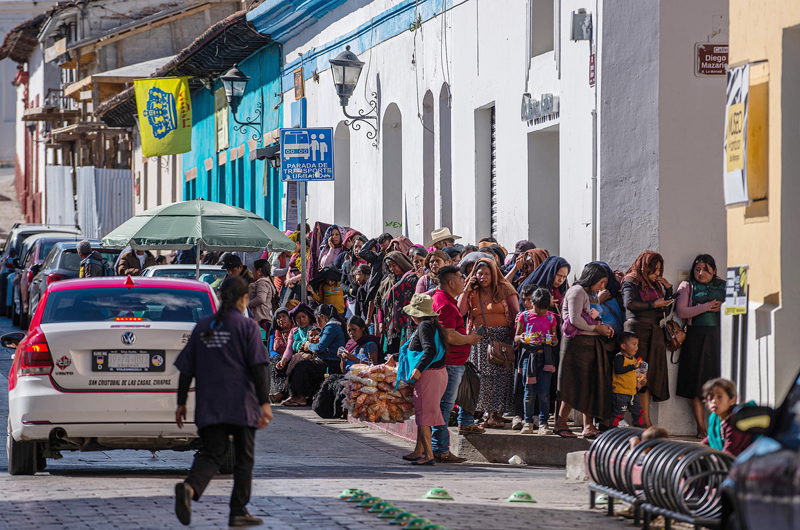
[538,424,552,435]
[520,423,536,434]
[511,417,524,430]
[617,419,630,428]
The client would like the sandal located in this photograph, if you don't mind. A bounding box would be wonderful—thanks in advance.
[582,429,600,439]
[402,454,422,462]
[281,399,307,407]
[554,428,578,438]
[411,459,435,466]
[269,393,285,404]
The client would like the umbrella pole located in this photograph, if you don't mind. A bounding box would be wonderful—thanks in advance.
[195,243,200,281]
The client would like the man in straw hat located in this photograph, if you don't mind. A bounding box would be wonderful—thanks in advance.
[427,227,461,250]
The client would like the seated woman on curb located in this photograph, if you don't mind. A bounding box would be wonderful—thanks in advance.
[307,304,347,375]
[392,294,449,467]
[338,316,381,372]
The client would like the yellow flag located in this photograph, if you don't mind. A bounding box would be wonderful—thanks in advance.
[134,77,192,157]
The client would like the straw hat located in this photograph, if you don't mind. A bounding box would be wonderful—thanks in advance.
[427,227,462,248]
[403,294,438,318]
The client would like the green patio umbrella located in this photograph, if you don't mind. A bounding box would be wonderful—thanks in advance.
[102,199,295,278]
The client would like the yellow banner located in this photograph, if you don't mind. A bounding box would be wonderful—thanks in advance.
[134,77,192,157]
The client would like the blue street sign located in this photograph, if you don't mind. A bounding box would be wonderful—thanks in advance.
[280,127,334,182]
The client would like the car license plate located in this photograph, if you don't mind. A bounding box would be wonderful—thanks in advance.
[92,350,166,372]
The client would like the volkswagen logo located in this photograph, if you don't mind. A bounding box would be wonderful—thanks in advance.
[121,332,136,345]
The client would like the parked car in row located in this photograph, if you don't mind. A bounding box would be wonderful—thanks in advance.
[722,370,800,530]
[12,233,83,328]
[28,241,121,322]
[5,276,217,475]
[0,223,81,317]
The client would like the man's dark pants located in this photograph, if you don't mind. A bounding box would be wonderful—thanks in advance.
[184,424,256,516]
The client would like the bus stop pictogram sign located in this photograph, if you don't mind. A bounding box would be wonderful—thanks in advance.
[280,128,335,182]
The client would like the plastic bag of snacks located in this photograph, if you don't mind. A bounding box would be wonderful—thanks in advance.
[341,363,415,423]
[635,359,648,389]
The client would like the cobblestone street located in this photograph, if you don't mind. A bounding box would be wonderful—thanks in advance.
[0,319,637,530]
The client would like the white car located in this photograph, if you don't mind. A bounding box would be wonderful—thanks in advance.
[141,264,227,287]
[6,276,217,475]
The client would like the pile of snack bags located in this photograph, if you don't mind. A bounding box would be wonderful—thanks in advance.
[342,364,415,423]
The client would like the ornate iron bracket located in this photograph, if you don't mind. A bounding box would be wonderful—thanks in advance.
[341,91,380,147]
[232,99,263,142]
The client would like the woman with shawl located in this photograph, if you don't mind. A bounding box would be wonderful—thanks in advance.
[506,248,550,288]
[268,306,294,403]
[340,234,368,305]
[284,231,311,302]
[279,303,321,407]
[457,258,520,429]
[415,250,448,295]
[590,261,625,338]
[622,250,674,427]
[318,225,347,270]
[377,251,416,359]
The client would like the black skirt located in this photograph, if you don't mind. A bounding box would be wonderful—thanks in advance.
[675,325,721,400]
[558,334,612,420]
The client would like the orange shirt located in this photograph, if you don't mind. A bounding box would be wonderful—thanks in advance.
[469,291,508,328]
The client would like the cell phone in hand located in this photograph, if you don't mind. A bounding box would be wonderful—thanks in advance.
[475,325,487,337]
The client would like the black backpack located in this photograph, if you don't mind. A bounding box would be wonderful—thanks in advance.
[312,374,347,419]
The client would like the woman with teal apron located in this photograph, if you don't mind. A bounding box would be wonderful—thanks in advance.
[675,254,726,439]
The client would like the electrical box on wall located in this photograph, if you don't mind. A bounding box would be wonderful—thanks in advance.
[571,10,592,41]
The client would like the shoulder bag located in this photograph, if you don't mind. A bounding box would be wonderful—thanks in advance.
[663,304,686,357]
[479,291,515,369]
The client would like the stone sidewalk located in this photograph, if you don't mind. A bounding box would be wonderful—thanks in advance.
[0,315,636,529]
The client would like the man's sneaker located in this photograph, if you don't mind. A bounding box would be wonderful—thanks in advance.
[511,417,524,430]
[434,451,467,463]
[175,482,193,526]
[538,424,553,435]
[520,423,536,434]
[229,513,264,527]
[458,424,486,435]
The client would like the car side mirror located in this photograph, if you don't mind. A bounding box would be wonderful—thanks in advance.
[12,258,19,268]
[1,332,25,349]
[30,264,41,276]
[731,404,775,435]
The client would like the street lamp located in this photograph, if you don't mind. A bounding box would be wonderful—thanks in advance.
[329,45,379,145]
[220,64,263,142]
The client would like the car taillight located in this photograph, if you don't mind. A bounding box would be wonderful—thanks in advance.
[27,270,35,283]
[14,328,53,385]
[46,273,68,285]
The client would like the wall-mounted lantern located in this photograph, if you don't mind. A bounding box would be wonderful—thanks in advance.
[221,64,263,142]
[329,45,379,146]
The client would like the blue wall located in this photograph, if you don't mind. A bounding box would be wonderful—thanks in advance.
[182,44,284,228]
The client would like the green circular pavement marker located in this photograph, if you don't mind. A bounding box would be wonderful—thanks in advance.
[506,491,537,503]
[346,492,371,503]
[423,488,454,501]
[338,488,364,499]
[368,501,395,513]
[357,496,382,509]
[405,518,432,530]
[390,512,417,525]
[378,506,404,519]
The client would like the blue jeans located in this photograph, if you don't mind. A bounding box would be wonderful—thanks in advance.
[432,364,469,456]
[522,356,552,425]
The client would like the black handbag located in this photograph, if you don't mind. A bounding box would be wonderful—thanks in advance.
[455,361,480,414]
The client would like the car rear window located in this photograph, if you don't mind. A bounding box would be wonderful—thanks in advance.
[40,287,214,323]
[60,250,119,271]
[39,241,59,260]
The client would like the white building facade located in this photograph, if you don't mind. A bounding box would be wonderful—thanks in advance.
[255,0,729,434]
